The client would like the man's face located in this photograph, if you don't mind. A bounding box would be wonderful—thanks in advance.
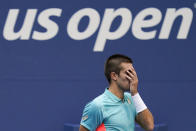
[116,62,133,91]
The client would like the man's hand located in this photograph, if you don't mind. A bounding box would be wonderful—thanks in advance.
[125,66,138,96]
[125,66,154,131]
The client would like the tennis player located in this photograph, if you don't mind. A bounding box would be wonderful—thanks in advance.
[79,54,154,131]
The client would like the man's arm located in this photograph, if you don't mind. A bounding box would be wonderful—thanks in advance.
[125,65,154,131]
[135,109,154,131]
[79,125,89,131]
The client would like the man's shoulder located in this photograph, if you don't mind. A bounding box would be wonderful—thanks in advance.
[85,93,105,109]
[91,93,105,106]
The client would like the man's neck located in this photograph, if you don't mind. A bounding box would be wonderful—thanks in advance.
[108,83,124,100]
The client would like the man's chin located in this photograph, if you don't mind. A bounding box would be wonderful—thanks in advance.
[122,88,130,92]
[119,85,130,92]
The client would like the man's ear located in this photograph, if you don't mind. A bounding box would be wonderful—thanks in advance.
[110,72,118,81]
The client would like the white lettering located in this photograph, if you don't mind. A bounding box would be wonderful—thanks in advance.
[159,8,193,39]
[132,8,162,40]
[3,9,37,40]
[67,8,100,40]
[32,8,62,40]
[94,8,132,52]
[1,7,194,52]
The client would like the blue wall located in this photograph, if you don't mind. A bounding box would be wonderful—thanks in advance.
[0,0,196,131]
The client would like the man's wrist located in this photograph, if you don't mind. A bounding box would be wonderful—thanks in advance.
[132,93,147,113]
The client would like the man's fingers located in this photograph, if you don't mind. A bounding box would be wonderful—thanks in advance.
[126,70,134,78]
[126,75,133,81]
[130,66,138,77]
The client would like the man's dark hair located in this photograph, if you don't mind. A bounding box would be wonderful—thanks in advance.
[104,54,133,83]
